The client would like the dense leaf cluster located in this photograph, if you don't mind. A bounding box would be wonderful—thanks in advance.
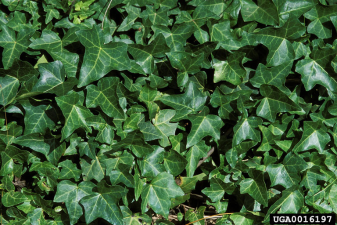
[1,0,337,224]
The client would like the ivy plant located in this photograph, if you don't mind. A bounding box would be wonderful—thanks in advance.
[1,0,337,224]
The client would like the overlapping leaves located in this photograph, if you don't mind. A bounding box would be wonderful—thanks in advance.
[1,0,337,224]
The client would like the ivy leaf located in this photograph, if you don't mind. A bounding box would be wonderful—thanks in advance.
[29,29,79,77]
[295,58,337,93]
[186,107,224,148]
[304,4,337,39]
[76,25,130,87]
[55,91,93,141]
[31,61,77,96]
[80,155,105,183]
[0,25,34,69]
[256,15,306,66]
[86,77,125,119]
[256,85,302,122]
[213,52,246,85]
[58,160,82,181]
[163,150,187,176]
[20,100,55,135]
[201,178,227,202]
[263,187,304,223]
[2,190,27,207]
[210,88,252,119]
[250,61,293,95]
[108,163,134,188]
[152,24,195,51]
[0,75,19,105]
[139,109,178,147]
[267,153,307,188]
[54,180,95,225]
[240,169,268,207]
[166,52,204,74]
[185,141,209,177]
[138,146,165,178]
[241,0,279,26]
[80,181,127,225]
[141,172,184,218]
[128,34,169,74]
[160,82,207,121]
[293,121,330,153]
[111,131,153,158]
[233,116,262,147]
[86,114,115,145]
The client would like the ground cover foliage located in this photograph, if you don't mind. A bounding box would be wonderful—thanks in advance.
[1,0,337,224]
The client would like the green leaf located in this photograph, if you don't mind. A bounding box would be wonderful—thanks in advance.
[138,146,165,178]
[241,0,279,26]
[86,77,125,119]
[160,82,207,121]
[233,116,262,147]
[166,52,204,74]
[256,85,302,122]
[163,150,187,176]
[139,109,178,147]
[28,28,79,77]
[20,100,55,135]
[213,52,246,85]
[31,61,78,96]
[293,121,330,153]
[141,172,184,218]
[295,58,337,93]
[76,24,130,87]
[264,187,304,223]
[0,75,19,105]
[0,25,34,69]
[58,160,82,181]
[152,24,195,51]
[54,180,95,225]
[304,4,337,39]
[128,34,169,74]
[255,15,306,66]
[80,155,105,182]
[2,190,27,207]
[80,181,126,225]
[266,154,306,189]
[185,141,209,177]
[250,61,293,94]
[55,91,93,141]
[186,107,224,148]
[240,169,268,207]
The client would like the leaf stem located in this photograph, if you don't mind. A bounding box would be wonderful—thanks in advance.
[102,0,113,30]
[185,212,235,225]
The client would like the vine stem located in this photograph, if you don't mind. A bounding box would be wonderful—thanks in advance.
[102,0,113,30]
[185,212,235,225]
